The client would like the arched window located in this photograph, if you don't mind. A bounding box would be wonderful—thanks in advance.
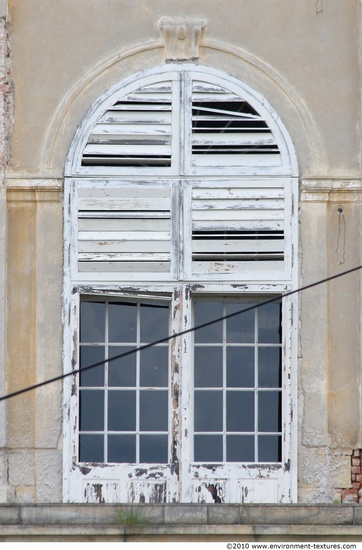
[63,65,298,504]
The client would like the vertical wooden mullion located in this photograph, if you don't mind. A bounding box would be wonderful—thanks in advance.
[171,182,181,280]
[223,303,227,462]
[171,73,181,175]
[180,70,192,176]
[182,180,192,280]
[255,305,259,462]
[180,285,192,502]
[104,300,109,462]
[136,302,140,463]
[283,178,291,278]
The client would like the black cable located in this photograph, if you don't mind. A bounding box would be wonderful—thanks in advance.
[0,263,361,403]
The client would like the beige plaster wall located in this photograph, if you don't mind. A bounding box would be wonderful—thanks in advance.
[3,0,362,503]
[6,0,360,179]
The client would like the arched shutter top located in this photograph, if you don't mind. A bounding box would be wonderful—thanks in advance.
[82,82,173,169]
[67,66,296,177]
[191,81,280,170]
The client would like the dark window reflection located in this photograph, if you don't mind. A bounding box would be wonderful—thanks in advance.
[258,303,281,343]
[140,434,168,463]
[194,302,223,343]
[258,347,281,388]
[194,435,223,462]
[79,390,104,431]
[227,435,255,462]
[227,391,254,432]
[226,303,255,343]
[108,434,136,463]
[108,390,136,431]
[194,390,223,432]
[227,347,254,388]
[140,391,168,431]
[140,347,168,387]
[80,301,105,343]
[108,347,137,387]
[109,302,137,343]
[79,434,104,462]
[258,391,281,432]
[140,303,169,343]
[80,346,105,387]
[258,435,282,462]
[194,347,223,387]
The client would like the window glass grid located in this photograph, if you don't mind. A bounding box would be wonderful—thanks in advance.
[193,299,282,464]
[79,299,170,464]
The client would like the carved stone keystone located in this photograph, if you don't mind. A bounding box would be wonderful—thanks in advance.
[158,17,205,61]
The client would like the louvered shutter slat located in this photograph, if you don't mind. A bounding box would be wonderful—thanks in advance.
[192,260,283,273]
[191,81,281,169]
[191,179,285,273]
[77,184,171,276]
[78,218,168,231]
[79,197,170,211]
[193,133,277,146]
[79,262,170,273]
[82,83,173,169]
[192,199,284,211]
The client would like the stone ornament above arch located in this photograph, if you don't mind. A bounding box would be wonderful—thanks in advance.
[44,39,324,177]
[158,17,206,61]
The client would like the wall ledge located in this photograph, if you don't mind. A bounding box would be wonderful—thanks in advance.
[0,504,362,541]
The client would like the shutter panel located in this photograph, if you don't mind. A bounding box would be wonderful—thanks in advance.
[76,183,171,277]
[191,81,281,168]
[82,82,173,168]
[191,179,285,274]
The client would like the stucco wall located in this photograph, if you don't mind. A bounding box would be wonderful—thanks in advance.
[2,0,361,503]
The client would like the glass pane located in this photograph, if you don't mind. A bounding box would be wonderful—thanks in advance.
[140,434,168,463]
[227,347,254,388]
[108,347,136,387]
[109,302,137,343]
[79,390,104,431]
[258,391,281,432]
[194,391,222,432]
[194,347,223,388]
[140,347,168,387]
[194,435,223,462]
[80,301,105,343]
[108,390,136,431]
[258,303,281,343]
[140,391,168,431]
[140,303,169,343]
[227,435,255,462]
[227,391,254,432]
[227,303,255,343]
[79,434,104,462]
[258,435,282,462]
[80,346,105,387]
[108,434,136,463]
[194,302,223,343]
[258,347,281,388]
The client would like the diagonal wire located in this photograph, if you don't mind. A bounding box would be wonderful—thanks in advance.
[0,263,361,403]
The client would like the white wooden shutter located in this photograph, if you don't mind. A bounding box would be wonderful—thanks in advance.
[82,82,173,168]
[191,179,286,274]
[76,182,171,279]
[191,81,281,169]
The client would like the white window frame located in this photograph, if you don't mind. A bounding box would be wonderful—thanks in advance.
[63,64,298,504]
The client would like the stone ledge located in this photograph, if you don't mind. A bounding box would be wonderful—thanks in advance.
[1,523,362,542]
[0,503,359,525]
[0,504,362,541]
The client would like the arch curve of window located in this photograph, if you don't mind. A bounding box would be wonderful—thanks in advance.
[65,64,298,178]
